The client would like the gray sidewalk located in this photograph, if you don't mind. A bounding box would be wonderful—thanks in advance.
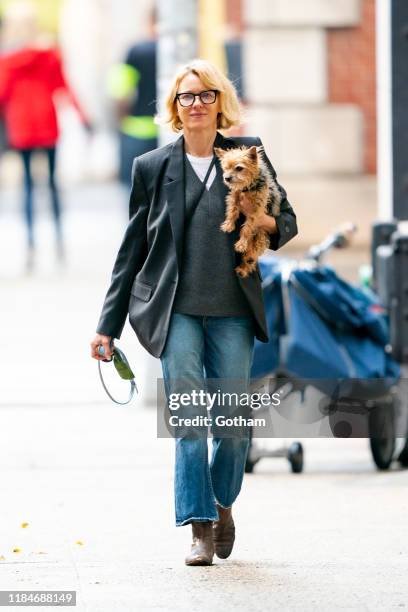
[0,183,407,611]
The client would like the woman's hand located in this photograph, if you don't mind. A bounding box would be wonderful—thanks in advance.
[238,193,257,217]
[238,193,278,234]
[90,333,113,361]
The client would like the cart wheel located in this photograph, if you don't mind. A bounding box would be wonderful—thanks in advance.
[369,401,395,470]
[245,455,259,473]
[397,438,408,467]
[288,441,304,473]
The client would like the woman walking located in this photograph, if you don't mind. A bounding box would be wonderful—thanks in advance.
[91,59,297,566]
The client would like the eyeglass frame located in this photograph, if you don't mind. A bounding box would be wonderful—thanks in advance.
[175,89,218,107]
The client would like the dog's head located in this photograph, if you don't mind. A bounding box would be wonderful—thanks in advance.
[214,145,264,189]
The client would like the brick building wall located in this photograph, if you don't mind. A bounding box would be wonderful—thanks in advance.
[226,0,243,33]
[328,0,376,174]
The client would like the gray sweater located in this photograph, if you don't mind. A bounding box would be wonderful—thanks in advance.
[172,155,253,317]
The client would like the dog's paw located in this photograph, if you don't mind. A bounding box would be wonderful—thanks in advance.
[220,221,235,233]
[234,239,248,253]
[235,265,249,278]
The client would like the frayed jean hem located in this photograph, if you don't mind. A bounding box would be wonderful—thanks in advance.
[176,514,219,527]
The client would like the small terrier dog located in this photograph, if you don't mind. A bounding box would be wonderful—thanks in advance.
[214,145,282,278]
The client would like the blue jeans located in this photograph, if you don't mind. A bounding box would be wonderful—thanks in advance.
[160,313,255,527]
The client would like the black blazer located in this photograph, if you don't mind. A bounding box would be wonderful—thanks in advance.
[96,130,298,357]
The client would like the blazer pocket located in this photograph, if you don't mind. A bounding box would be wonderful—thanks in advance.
[131,278,153,302]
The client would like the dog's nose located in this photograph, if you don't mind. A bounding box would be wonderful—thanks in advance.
[224,176,232,182]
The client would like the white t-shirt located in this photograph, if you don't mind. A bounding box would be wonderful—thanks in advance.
[186,153,216,190]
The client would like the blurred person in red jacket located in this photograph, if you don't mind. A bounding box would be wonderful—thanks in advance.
[0,5,89,270]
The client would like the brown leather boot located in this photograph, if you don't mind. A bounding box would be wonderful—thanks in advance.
[213,504,235,559]
[185,521,214,566]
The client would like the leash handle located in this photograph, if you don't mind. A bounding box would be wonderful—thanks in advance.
[97,345,138,405]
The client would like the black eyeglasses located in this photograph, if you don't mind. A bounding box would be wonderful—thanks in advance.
[175,89,218,107]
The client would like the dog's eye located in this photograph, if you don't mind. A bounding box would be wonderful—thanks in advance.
[235,166,244,172]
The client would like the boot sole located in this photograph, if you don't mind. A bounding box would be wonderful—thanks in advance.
[185,556,213,566]
[214,544,234,559]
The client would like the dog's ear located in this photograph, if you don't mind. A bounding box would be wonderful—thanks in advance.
[247,145,258,161]
[214,147,225,159]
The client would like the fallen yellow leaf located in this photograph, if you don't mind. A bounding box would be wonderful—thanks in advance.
[0,555,5,560]
[21,522,29,529]
[12,548,21,553]
[75,541,84,546]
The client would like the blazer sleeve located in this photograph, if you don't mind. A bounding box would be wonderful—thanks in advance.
[257,137,298,251]
[96,157,149,339]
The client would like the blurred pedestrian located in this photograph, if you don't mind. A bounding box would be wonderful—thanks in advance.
[107,7,157,187]
[91,59,298,565]
[0,3,90,270]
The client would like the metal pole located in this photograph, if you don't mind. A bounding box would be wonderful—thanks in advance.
[376,0,393,221]
[157,0,199,146]
[390,0,408,221]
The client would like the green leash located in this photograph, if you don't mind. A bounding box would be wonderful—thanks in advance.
[97,345,138,405]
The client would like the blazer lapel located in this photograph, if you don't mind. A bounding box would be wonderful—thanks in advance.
[163,134,185,272]
[213,131,232,206]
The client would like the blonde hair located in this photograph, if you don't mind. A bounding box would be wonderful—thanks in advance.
[157,58,242,132]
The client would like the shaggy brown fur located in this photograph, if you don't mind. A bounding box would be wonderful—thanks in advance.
[214,145,281,278]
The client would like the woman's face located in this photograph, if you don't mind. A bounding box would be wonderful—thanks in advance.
[175,72,220,132]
